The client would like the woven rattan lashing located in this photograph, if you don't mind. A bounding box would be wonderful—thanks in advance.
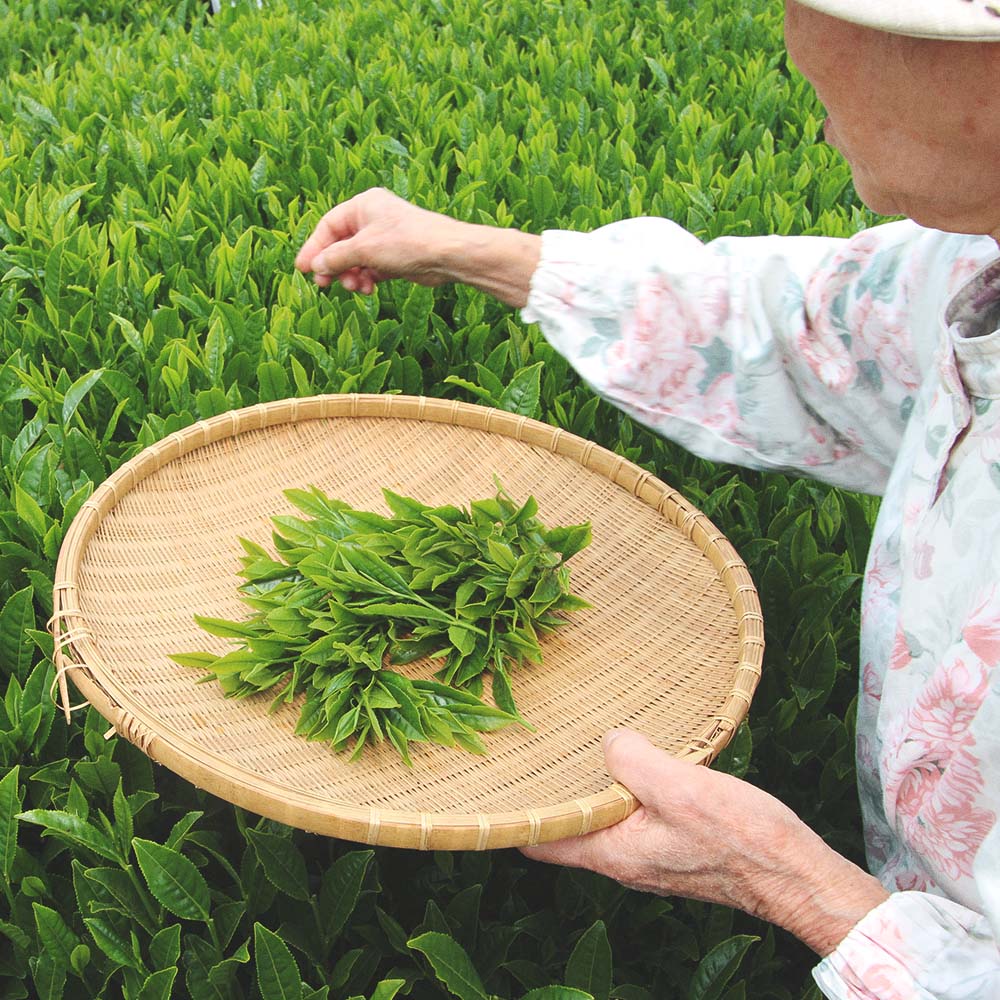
[52,394,763,850]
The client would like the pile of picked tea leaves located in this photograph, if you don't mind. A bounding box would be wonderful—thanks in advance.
[172,482,591,763]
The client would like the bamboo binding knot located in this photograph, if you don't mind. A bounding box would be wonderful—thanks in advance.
[475,813,491,851]
[105,709,155,755]
[611,782,638,815]
[574,797,595,836]
[684,734,719,765]
[630,469,652,499]
[365,808,382,845]
[712,712,740,733]
[48,607,92,721]
[726,686,754,708]
[419,813,433,851]
[525,809,542,847]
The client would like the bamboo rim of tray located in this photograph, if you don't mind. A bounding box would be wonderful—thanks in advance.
[52,393,763,850]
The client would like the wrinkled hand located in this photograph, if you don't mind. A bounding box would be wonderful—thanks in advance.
[521,729,888,956]
[521,729,800,909]
[295,187,541,308]
[294,188,468,295]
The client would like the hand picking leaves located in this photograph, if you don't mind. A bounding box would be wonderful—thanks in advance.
[171,481,591,764]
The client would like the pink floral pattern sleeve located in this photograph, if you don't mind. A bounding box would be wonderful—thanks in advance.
[522,218,1000,999]
[814,892,1000,998]
[523,217,984,494]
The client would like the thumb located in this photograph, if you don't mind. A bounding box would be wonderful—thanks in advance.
[602,728,684,808]
[310,235,365,277]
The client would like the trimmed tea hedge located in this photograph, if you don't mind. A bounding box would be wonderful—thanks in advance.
[0,1,881,997]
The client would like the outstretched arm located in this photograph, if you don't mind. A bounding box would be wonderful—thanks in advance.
[294,187,540,308]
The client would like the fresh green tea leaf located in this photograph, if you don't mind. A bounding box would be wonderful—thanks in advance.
[61,369,104,427]
[83,916,141,970]
[181,483,589,760]
[320,849,374,940]
[407,931,488,1000]
[246,828,310,901]
[687,935,759,1000]
[254,922,301,1000]
[132,838,211,921]
[521,990,595,1000]
[148,924,182,971]
[565,920,612,1000]
[370,980,405,1000]
[17,809,121,863]
[0,765,21,885]
[32,903,78,968]
[135,967,178,1000]
[498,363,542,417]
[30,952,66,1000]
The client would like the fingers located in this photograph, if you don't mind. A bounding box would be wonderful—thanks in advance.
[295,200,382,294]
[294,197,366,274]
[518,840,582,866]
[338,267,363,291]
[603,728,670,801]
[340,267,380,295]
[518,827,613,870]
[304,233,365,278]
[519,731,680,870]
[295,216,341,273]
[295,188,463,296]
[295,188,397,275]
[517,735,660,869]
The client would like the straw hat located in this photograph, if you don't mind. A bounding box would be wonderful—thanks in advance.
[795,0,1000,40]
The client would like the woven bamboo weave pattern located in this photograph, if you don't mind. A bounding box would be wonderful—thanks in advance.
[53,395,763,850]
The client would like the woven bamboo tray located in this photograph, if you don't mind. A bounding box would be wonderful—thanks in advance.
[52,394,763,850]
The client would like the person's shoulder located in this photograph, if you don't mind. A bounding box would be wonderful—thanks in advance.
[824,221,995,310]
[876,220,997,296]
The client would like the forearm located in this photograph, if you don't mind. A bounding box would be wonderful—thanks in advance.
[441,222,541,309]
[750,819,889,957]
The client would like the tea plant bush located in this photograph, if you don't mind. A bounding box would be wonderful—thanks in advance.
[0,0,883,996]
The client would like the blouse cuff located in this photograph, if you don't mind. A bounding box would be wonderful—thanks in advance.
[523,226,630,328]
[812,890,1000,1000]
[521,217,703,328]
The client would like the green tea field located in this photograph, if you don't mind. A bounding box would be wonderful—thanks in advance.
[0,1,882,996]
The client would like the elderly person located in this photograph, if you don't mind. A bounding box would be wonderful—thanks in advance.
[296,1,1000,996]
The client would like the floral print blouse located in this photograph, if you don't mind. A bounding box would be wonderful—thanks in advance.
[521,218,1000,999]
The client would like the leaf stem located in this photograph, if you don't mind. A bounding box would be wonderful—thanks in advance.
[1,877,15,910]
[122,859,162,928]
[206,915,223,955]
[309,894,328,954]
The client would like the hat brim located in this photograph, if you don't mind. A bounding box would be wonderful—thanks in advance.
[793,0,1000,41]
